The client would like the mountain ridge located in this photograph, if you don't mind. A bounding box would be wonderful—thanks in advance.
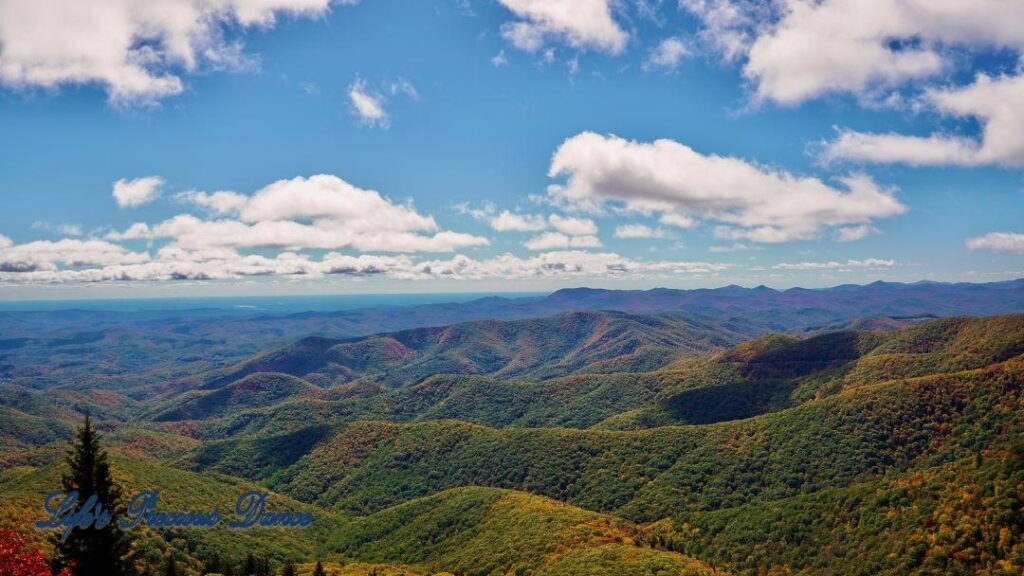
[190,310,766,392]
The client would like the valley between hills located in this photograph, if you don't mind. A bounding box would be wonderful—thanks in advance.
[2,281,1024,575]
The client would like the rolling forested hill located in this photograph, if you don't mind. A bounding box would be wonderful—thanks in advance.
[172,315,1024,574]
[1,286,1023,575]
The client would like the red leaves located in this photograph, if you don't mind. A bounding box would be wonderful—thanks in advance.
[0,530,71,576]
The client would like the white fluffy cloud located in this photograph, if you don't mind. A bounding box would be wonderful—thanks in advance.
[749,0,1024,105]
[105,222,154,241]
[681,0,1024,105]
[671,0,1024,182]
[966,232,1024,254]
[523,232,601,251]
[394,251,727,281]
[0,247,409,283]
[548,132,905,243]
[0,0,345,105]
[139,174,488,252]
[823,131,984,167]
[659,213,695,229]
[497,0,627,54]
[229,174,436,230]
[180,190,249,214]
[678,1,1024,171]
[149,214,487,252]
[113,176,164,208]
[823,73,1024,168]
[614,224,673,239]
[644,38,691,71]
[0,245,729,284]
[0,238,149,272]
[548,214,597,236]
[489,211,548,232]
[484,211,598,239]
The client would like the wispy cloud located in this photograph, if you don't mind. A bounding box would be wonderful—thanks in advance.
[349,79,390,128]
[32,221,82,237]
[643,37,691,71]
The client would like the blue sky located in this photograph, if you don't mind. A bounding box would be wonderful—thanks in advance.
[0,0,1022,299]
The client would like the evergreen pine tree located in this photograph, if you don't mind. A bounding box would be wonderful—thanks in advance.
[164,555,177,576]
[312,560,326,576]
[279,562,296,576]
[243,553,257,576]
[54,414,134,576]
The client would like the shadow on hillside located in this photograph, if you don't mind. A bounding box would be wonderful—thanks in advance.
[735,331,871,380]
[188,424,334,478]
[662,380,797,424]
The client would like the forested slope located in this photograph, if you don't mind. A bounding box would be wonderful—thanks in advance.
[3,311,1023,575]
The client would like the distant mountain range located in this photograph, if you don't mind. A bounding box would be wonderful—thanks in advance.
[2,278,1021,396]
[4,277,1023,342]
